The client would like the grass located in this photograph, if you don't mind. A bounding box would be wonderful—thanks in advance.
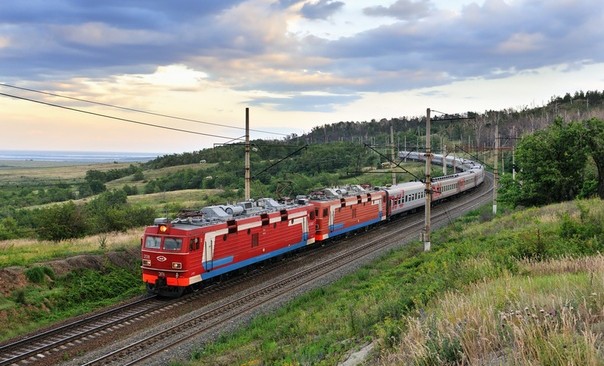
[382,257,604,365]
[173,198,604,366]
[0,228,145,341]
[0,229,142,268]
[0,161,134,184]
[0,265,144,341]
[127,189,221,208]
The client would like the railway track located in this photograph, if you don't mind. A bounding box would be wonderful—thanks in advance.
[74,174,494,365]
[0,295,165,366]
[0,174,493,366]
[0,227,344,366]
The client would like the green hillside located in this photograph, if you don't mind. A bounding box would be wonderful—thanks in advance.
[180,198,604,366]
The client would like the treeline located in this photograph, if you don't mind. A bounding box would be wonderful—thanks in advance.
[549,90,604,107]
[143,142,380,195]
[0,188,155,241]
[144,140,303,169]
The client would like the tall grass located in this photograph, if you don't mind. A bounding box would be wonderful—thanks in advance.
[0,228,142,268]
[381,256,604,365]
[179,198,603,366]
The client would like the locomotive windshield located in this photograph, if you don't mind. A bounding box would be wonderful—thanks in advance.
[164,238,182,251]
[145,236,161,249]
[144,235,183,251]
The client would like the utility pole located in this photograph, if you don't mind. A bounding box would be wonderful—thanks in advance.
[443,144,447,175]
[391,125,396,185]
[245,108,251,201]
[452,145,457,172]
[493,123,498,215]
[424,108,432,252]
[512,126,517,181]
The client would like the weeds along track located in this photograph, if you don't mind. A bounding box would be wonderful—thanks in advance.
[0,247,327,366]
[72,175,494,366]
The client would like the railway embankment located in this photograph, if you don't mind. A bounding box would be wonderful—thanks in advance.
[1,197,603,365]
[177,198,604,366]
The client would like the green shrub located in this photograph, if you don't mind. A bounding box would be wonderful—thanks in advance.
[25,266,55,284]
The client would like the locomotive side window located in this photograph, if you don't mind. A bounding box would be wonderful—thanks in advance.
[145,236,161,249]
[164,238,182,251]
[189,238,200,251]
[252,233,259,247]
[323,208,328,217]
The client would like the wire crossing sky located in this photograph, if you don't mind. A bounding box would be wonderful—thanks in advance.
[1,0,602,153]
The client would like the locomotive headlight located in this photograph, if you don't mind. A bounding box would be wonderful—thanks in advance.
[142,259,151,266]
[172,262,182,269]
[154,218,170,233]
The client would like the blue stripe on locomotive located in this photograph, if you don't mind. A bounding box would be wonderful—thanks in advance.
[200,239,308,280]
[328,214,382,238]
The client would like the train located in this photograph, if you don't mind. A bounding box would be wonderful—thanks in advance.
[141,152,485,296]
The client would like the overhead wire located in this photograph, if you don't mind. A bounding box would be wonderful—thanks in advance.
[0,91,244,141]
[0,82,288,136]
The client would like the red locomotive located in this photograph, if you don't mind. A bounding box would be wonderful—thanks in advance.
[142,198,316,297]
[141,153,485,296]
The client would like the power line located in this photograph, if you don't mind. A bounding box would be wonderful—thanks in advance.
[0,91,244,141]
[0,83,288,136]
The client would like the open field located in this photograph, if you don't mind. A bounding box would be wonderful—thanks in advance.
[126,189,223,214]
[0,228,142,268]
[0,160,136,185]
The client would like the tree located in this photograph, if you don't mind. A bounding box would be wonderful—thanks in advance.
[0,217,19,240]
[502,118,588,207]
[35,202,87,241]
[88,179,107,194]
[132,169,144,181]
[85,169,106,183]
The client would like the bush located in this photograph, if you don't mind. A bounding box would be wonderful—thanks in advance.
[25,266,55,284]
[35,202,88,241]
[0,217,19,240]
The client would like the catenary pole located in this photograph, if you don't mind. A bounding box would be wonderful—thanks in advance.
[391,125,396,185]
[245,108,251,201]
[493,123,498,215]
[424,108,432,251]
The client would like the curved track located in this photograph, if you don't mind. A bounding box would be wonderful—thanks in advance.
[0,173,493,366]
[73,173,494,366]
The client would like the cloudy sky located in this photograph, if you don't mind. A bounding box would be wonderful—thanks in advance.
[1,0,602,153]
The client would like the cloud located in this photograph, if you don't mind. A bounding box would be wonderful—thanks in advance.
[1,0,603,113]
[363,0,432,20]
[300,0,345,20]
[247,92,360,112]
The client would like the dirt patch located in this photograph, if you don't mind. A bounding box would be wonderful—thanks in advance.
[0,267,28,297]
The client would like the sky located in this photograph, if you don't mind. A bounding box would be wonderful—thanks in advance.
[1,0,603,154]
